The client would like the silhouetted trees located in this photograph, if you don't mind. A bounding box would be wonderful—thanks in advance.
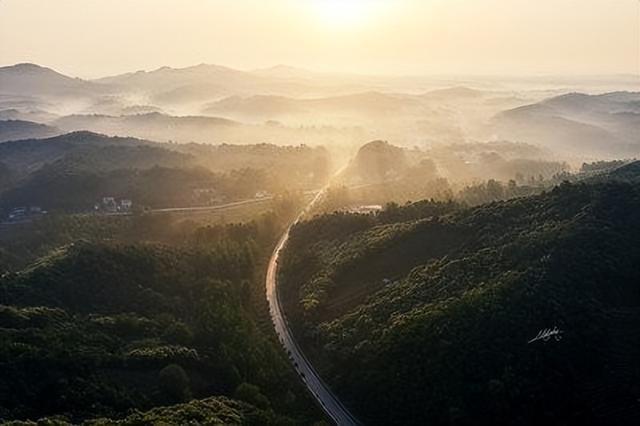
[279,175,640,425]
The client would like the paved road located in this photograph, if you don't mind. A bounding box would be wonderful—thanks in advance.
[266,187,360,426]
[148,190,321,214]
[148,196,275,214]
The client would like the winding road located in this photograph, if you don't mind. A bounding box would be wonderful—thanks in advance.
[265,186,360,426]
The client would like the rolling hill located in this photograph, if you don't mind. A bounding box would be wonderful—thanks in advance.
[0,120,61,142]
[493,92,640,159]
[0,131,183,175]
[0,108,59,124]
[202,92,428,124]
[95,63,368,103]
[0,63,107,98]
[279,165,640,425]
[54,112,240,143]
[52,110,365,146]
[0,237,318,424]
[0,131,331,212]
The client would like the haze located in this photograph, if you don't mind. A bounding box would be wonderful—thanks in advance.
[2,1,640,425]
[1,0,638,78]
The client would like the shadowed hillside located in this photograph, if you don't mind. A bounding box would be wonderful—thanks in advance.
[280,165,640,425]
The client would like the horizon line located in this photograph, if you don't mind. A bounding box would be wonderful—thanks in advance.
[1,61,639,82]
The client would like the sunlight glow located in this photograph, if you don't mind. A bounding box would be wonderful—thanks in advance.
[311,0,383,28]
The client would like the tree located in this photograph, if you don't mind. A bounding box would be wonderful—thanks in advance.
[158,364,191,403]
[233,383,271,409]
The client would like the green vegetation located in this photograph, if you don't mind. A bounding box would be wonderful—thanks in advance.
[0,132,330,214]
[0,193,302,272]
[0,194,320,424]
[6,396,288,425]
[280,164,640,425]
[3,128,637,425]
[581,159,632,173]
[332,140,573,210]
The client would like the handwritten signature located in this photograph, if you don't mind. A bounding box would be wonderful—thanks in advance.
[528,326,563,344]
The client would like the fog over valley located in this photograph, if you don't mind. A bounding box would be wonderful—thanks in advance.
[1,1,639,425]
[2,62,638,172]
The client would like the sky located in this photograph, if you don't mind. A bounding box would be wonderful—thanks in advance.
[0,0,638,78]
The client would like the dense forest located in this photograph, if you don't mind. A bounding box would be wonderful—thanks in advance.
[1,127,637,425]
[0,195,322,424]
[331,140,581,209]
[279,162,640,425]
[0,132,330,214]
[0,119,60,142]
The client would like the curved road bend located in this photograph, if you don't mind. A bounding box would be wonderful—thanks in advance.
[266,187,360,426]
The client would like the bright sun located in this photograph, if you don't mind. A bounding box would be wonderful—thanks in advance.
[311,0,381,28]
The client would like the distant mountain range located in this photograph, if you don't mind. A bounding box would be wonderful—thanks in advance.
[0,63,108,98]
[202,92,431,124]
[49,112,365,146]
[0,62,499,110]
[0,119,60,142]
[1,63,638,159]
[493,92,640,159]
[93,63,378,102]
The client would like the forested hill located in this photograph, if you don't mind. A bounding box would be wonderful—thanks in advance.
[0,119,60,143]
[0,219,319,424]
[279,165,640,425]
[0,131,330,213]
[0,131,181,175]
[606,160,640,182]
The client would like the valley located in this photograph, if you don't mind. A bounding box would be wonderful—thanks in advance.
[0,1,638,423]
